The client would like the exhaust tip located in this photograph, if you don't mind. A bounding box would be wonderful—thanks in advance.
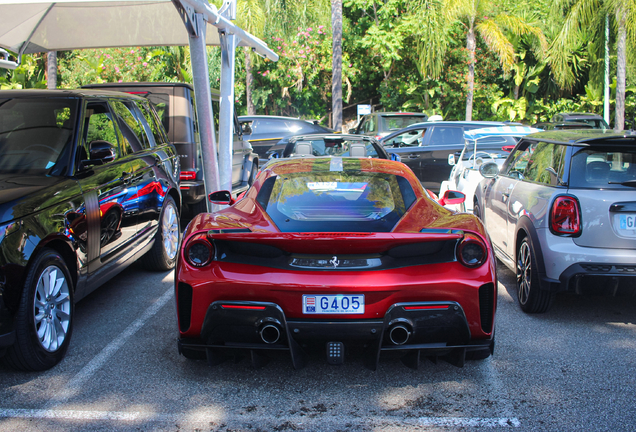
[260,324,281,344]
[389,325,411,345]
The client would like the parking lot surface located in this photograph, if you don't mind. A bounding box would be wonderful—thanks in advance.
[1,261,635,431]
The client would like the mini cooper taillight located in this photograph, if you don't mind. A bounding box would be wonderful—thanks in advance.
[550,196,581,236]
[457,237,487,268]
[184,234,214,267]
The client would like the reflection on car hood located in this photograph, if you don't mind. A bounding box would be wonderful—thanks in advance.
[0,174,68,224]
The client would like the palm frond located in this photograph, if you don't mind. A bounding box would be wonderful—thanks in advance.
[476,19,515,72]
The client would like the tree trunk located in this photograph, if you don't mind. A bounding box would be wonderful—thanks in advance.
[47,51,57,89]
[244,47,255,115]
[465,23,476,121]
[614,7,627,131]
[604,14,610,126]
[331,0,343,132]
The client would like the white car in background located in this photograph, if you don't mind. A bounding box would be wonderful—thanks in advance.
[439,126,541,212]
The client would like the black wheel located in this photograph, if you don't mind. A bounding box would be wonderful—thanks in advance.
[466,329,494,360]
[247,162,258,186]
[189,198,208,217]
[141,195,180,271]
[473,201,482,220]
[517,237,554,313]
[181,347,206,360]
[4,249,74,371]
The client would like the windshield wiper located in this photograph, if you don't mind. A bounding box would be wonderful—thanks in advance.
[608,180,636,187]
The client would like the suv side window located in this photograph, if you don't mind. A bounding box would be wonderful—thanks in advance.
[428,126,463,145]
[505,142,535,180]
[139,102,167,145]
[81,101,119,166]
[111,99,150,153]
[362,116,375,133]
[506,141,566,185]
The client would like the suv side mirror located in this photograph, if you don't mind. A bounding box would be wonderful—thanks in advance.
[241,122,253,135]
[83,140,116,166]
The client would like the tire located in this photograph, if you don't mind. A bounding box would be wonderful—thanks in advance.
[516,237,554,313]
[473,201,482,220]
[189,198,208,217]
[3,249,74,371]
[141,195,180,271]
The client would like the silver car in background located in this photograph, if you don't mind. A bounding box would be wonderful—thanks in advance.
[474,130,636,313]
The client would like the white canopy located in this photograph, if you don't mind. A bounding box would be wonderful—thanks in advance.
[0,0,278,203]
[0,0,275,58]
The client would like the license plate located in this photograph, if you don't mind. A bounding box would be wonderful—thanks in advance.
[620,214,636,230]
[302,295,364,314]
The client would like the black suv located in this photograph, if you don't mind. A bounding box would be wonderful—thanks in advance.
[550,113,609,129]
[351,112,429,139]
[0,89,181,370]
[380,121,504,192]
[83,83,258,217]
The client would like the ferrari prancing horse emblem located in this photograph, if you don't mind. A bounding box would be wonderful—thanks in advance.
[329,256,340,268]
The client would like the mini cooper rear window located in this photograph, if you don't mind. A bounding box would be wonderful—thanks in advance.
[257,171,415,232]
[569,147,636,189]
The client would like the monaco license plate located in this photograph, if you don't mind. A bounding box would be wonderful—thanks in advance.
[619,214,636,230]
[302,295,364,314]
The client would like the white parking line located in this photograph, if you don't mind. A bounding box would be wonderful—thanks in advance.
[0,408,521,427]
[44,287,174,409]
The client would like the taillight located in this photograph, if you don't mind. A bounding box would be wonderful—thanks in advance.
[180,170,197,181]
[184,234,214,267]
[550,196,581,236]
[457,237,487,268]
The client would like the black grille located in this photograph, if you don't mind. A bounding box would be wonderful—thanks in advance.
[478,283,495,333]
[581,264,612,272]
[177,282,193,332]
[616,266,636,273]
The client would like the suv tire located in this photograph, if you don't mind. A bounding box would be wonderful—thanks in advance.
[142,195,180,271]
[517,238,554,313]
[4,249,74,371]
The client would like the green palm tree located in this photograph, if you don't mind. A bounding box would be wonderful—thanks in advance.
[415,0,547,121]
[548,0,635,129]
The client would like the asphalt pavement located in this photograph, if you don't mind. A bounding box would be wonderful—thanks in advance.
[0,260,635,431]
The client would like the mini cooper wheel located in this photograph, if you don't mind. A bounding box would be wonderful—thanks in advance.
[473,201,482,220]
[142,195,180,271]
[4,249,74,371]
[517,238,553,313]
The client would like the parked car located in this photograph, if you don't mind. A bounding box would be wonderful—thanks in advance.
[350,112,428,139]
[532,121,594,130]
[0,89,181,370]
[175,157,496,370]
[474,129,636,313]
[439,126,541,212]
[264,133,397,161]
[83,82,257,217]
[380,121,505,193]
[550,112,609,129]
[238,115,333,160]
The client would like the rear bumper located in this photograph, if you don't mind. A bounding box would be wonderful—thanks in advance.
[558,262,636,295]
[180,180,205,204]
[178,300,494,370]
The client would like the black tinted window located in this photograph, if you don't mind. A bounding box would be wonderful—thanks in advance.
[0,97,78,175]
[570,147,636,189]
[111,100,150,153]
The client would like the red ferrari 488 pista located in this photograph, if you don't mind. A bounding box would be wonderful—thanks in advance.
[175,157,496,369]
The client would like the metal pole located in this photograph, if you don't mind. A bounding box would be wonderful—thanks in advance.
[218,30,239,192]
[188,12,220,211]
[604,14,610,127]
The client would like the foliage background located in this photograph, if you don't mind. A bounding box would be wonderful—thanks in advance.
[1,0,634,127]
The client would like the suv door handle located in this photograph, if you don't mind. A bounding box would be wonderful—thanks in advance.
[408,154,419,159]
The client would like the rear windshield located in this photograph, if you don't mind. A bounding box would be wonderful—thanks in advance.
[569,147,636,189]
[381,115,427,132]
[0,97,79,175]
[257,171,415,232]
